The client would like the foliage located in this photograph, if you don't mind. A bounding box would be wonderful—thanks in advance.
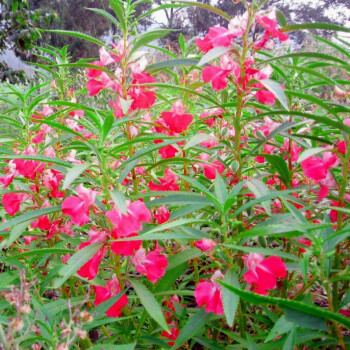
[0,0,350,349]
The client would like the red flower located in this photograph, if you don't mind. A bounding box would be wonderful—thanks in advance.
[149,168,180,192]
[255,89,276,105]
[301,156,328,181]
[77,242,107,280]
[194,270,224,315]
[94,277,128,317]
[202,66,231,91]
[86,73,114,96]
[196,26,235,53]
[154,206,171,224]
[297,238,312,253]
[194,238,217,252]
[160,100,193,134]
[106,200,151,237]
[198,153,225,180]
[62,184,97,226]
[132,248,168,283]
[243,253,286,295]
[255,10,289,45]
[2,192,29,216]
[161,325,180,346]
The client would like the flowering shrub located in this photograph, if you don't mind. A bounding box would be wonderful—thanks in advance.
[0,0,350,349]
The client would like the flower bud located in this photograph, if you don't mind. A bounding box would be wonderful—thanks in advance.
[80,311,93,322]
[334,86,346,98]
[76,329,88,339]
[20,304,31,315]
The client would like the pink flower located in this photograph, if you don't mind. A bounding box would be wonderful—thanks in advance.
[301,156,329,181]
[297,238,312,253]
[255,89,276,105]
[77,242,107,280]
[106,200,151,237]
[160,100,193,134]
[87,60,103,78]
[196,26,236,53]
[94,277,128,317]
[149,168,180,192]
[132,248,168,283]
[62,185,97,226]
[42,169,65,198]
[154,206,171,224]
[31,215,51,231]
[255,10,289,44]
[161,325,180,346]
[202,54,239,91]
[194,238,217,252]
[76,230,107,280]
[202,66,231,91]
[99,47,115,66]
[243,253,286,295]
[194,270,224,315]
[198,153,225,180]
[87,73,114,96]
[158,144,179,159]
[2,192,29,216]
[13,147,45,180]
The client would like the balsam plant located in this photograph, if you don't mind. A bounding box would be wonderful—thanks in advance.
[0,0,350,349]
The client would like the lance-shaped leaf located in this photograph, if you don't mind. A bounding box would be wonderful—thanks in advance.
[218,281,350,329]
[130,279,169,333]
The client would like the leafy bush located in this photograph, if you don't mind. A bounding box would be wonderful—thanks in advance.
[0,1,349,349]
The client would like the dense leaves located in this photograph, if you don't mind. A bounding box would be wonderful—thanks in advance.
[0,0,349,349]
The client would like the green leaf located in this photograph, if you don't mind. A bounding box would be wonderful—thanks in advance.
[222,270,239,327]
[0,206,62,231]
[172,308,211,348]
[265,316,294,342]
[214,172,227,206]
[119,97,133,114]
[0,155,72,168]
[53,243,104,288]
[223,244,300,262]
[109,0,127,33]
[263,154,291,187]
[5,248,74,261]
[246,179,271,216]
[130,279,169,333]
[62,163,91,190]
[86,7,120,29]
[167,248,204,270]
[7,219,33,247]
[284,308,328,331]
[258,79,289,110]
[147,59,199,71]
[255,110,350,134]
[184,133,215,150]
[129,30,172,57]
[281,22,350,33]
[171,0,231,21]
[218,281,350,329]
[282,326,296,350]
[179,33,186,52]
[262,52,349,69]
[276,10,287,27]
[197,46,230,67]
[102,113,115,141]
[297,147,325,163]
[110,189,127,215]
[40,29,108,48]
